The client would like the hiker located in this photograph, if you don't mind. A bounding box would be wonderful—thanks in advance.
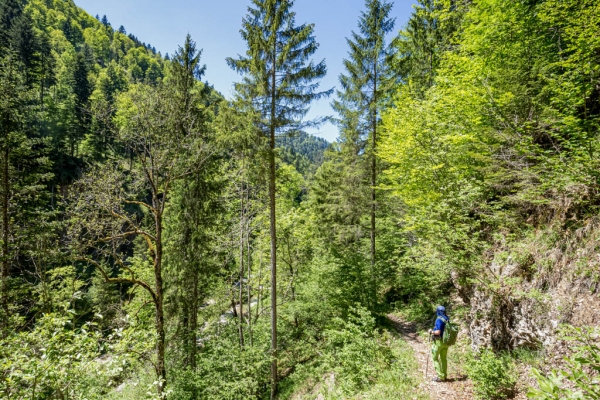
[429,305,449,382]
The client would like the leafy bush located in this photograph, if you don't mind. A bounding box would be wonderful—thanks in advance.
[279,306,425,399]
[0,314,122,399]
[322,306,389,394]
[467,349,517,400]
[166,320,271,400]
[528,326,600,399]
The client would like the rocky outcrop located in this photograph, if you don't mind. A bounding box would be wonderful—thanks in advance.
[461,219,600,353]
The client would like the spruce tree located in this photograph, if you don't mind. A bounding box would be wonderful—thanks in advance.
[0,49,55,334]
[227,0,330,396]
[0,0,23,50]
[7,6,36,73]
[72,52,92,153]
[393,0,464,96]
[0,1,55,333]
[164,33,218,383]
[332,0,395,271]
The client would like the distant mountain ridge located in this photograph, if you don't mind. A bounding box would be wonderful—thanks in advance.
[276,132,330,176]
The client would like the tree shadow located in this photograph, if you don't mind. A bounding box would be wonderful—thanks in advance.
[386,313,432,342]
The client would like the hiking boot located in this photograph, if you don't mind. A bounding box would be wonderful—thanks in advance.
[432,377,445,382]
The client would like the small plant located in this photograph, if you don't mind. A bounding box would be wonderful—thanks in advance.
[528,326,600,399]
[467,349,517,399]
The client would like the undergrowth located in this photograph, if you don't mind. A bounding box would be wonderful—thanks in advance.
[279,307,427,399]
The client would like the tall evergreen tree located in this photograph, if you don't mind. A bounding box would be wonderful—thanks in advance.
[163,34,217,378]
[0,0,23,50]
[71,52,92,153]
[393,0,464,96]
[8,8,36,74]
[227,0,330,395]
[0,52,23,332]
[332,0,395,270]
[0,0,55,334]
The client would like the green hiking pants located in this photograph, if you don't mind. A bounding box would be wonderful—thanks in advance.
[431,339,449,380]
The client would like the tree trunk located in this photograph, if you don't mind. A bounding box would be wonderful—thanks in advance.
[190,264,198,400]
[257,247,263,324]
[190,267,198,370]
[1,60,12,332]
[1,146,9,329]
[154,296,166,394]
[269,47,278,400]
[154,208,166,394]
[370,63,377,271]
[247,188,253,346]
[239,179,245,348]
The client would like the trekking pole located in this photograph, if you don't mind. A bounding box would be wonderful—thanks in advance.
[425,331,431,379]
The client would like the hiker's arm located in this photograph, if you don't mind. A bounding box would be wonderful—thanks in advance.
[429,329,441,335]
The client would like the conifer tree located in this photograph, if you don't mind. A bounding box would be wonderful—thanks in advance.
[0,1,55,333]
[227,0,330,396]
[393,0,464,96]
[163,34,217,376]
[332,0,395,270]
[0,0,23,50]
[8,9,36,74]
[72,52,92,153]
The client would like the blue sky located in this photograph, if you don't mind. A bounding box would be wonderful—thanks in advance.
[74,0,416,142]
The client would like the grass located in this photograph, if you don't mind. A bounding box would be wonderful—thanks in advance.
[281,328,428,400]
[350,337,428,400]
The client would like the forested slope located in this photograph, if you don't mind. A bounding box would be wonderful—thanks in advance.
[277,132,330,177]
[1,0,599,399]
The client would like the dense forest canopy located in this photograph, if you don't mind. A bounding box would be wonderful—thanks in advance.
[1,0,599,399]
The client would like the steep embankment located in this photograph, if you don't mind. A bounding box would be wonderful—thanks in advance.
[460,217,600,369]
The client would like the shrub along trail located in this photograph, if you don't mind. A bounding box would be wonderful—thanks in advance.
[387,314,475,400]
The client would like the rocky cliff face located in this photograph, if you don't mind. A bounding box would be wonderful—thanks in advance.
[458,218,600,354]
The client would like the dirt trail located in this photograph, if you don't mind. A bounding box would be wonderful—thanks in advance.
[388,314,475,400]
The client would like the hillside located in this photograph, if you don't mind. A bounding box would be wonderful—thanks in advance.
[277,132,330,176]
[6,0,168,184]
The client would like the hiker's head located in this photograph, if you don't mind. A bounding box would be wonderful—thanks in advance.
[436,305,447,317]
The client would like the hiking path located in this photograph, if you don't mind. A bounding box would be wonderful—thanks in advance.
[388,314,475,400]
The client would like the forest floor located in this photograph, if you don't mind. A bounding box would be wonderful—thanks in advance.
[387,314,475,400]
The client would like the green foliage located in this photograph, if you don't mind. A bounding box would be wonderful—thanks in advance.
[277,306,424,400]
[170,324,271,400]
[0,313,122,399]
[392,0,464,96]
[322,306,388,393]
[380,0,600,357]
[467,349,517,400]
[277,132,329,177]
[529,326,600,399]
[226,0,331,136]
[3,0,600,398]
